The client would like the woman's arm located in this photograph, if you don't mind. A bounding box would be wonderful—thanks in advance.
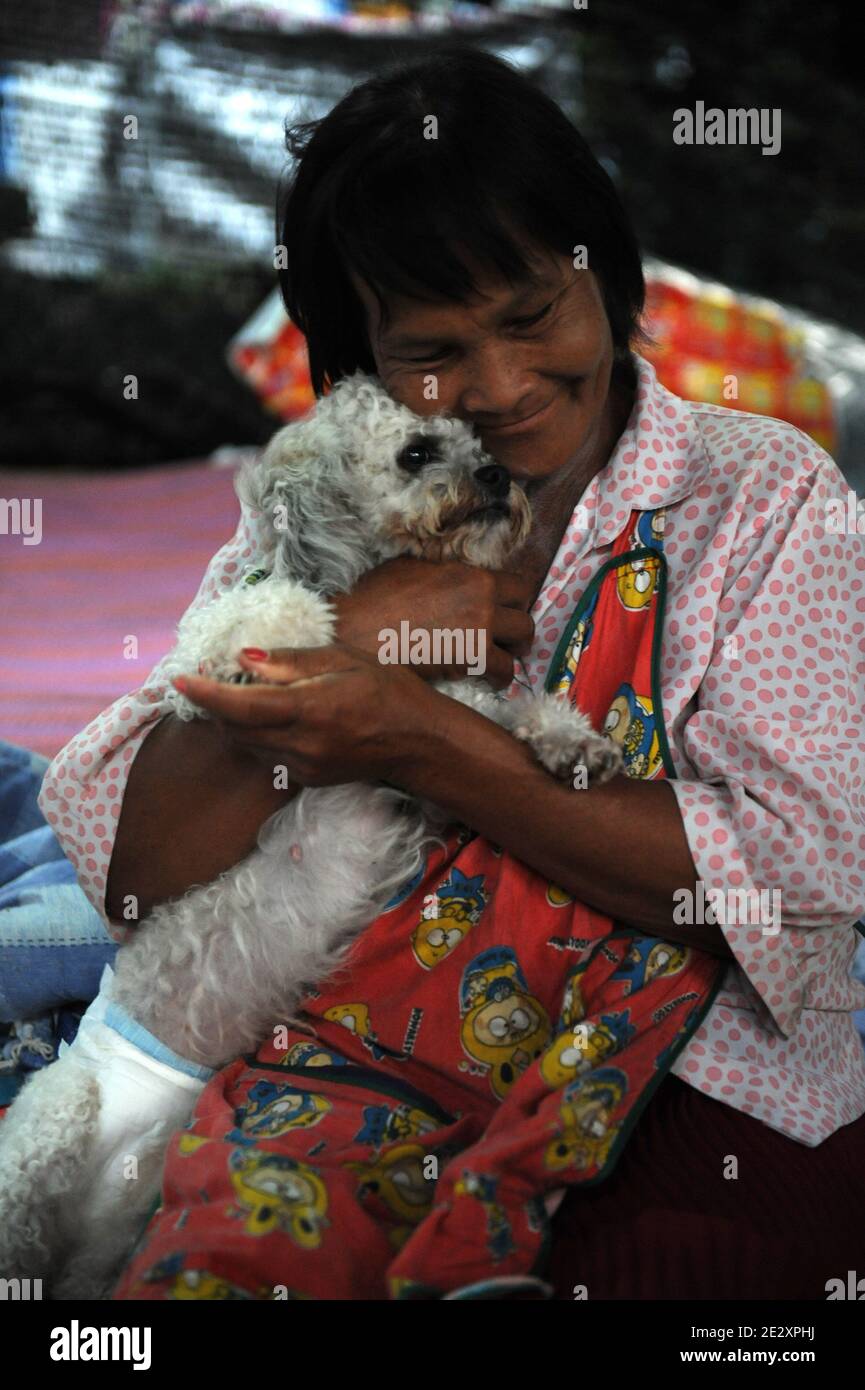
[172,644,735,959]
[397,686,731,955]
[103,557,533,921]
[104,714,293,922]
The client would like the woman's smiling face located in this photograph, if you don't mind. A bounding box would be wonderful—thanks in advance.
[350,247,620,492]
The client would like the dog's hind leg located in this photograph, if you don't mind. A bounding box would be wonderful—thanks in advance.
[0,972,207,1299]
[0,1053,100,1284]
[0,784,433,1297]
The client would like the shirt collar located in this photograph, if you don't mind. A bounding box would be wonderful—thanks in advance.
[575,352,711,552]
[528,355,711,630]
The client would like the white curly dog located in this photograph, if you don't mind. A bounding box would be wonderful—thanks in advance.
[0,372,620,1298]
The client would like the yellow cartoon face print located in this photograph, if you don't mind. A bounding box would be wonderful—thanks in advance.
[612,936,688,993]
[545,1068,627,1173]
[281,1041,349,1068]
[616,551,660,610]
[167,1269,268,1300]
[133,1256,274,1300]
[412,903,474,969]
[459,947,551,1100]
[177,1133,211,1158]
[228,1150,328,1246]
[603,685,663,780]
[412,869,487,970]
[233,1080,331,1139]
[541,1010,636,1088]
[546,883,574,907]
[349,1143,435,1233]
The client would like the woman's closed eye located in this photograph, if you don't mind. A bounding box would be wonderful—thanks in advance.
[395,298,560,365]
[509,299,556,331]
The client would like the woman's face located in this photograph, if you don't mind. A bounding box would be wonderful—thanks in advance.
[350,248,618,492]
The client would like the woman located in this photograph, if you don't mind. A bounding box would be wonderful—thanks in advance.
[39,48,865,1299]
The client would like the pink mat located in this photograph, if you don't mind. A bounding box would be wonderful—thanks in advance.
[0,461,242,757]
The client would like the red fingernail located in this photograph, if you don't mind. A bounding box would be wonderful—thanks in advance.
[242,647,268,661]
[172,676,189,692]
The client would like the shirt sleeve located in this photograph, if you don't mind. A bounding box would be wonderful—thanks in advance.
[669,437,865,1038]
[37,490,272,936]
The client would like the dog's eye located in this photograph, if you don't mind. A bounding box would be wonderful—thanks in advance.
[397,442,432,473]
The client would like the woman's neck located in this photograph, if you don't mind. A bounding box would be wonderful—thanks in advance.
[513,370,636,601]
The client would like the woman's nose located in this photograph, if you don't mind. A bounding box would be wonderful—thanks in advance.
[457,344,536,420]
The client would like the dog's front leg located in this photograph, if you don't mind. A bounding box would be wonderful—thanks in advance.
[440,680,621,784]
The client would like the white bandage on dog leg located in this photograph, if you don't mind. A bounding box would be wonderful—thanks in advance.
[59,966,209,1235]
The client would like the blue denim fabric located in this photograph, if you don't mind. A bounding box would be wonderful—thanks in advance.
[0,741,117,1023]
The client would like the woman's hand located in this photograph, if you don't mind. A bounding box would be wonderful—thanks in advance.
[331,556,535,688]
[171,643,438,787]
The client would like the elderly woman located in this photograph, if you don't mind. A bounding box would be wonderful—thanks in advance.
[38,47,865,1300]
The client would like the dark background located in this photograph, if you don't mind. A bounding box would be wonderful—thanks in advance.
[0,0,862,469]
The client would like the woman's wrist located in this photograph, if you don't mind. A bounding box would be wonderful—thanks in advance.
[389,690,734,955]
[392,683,522,799]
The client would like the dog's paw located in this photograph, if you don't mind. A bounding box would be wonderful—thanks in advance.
[504,692,622,785]
[571,731,623,786]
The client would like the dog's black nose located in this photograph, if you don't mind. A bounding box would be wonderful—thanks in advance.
[474,463,511,500]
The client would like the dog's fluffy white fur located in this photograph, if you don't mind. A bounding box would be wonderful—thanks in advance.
[0,372,620,1298]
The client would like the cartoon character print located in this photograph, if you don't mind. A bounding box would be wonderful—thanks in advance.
[544,1067,628,1174]
[348,1142,436,1249]
[603,683,663,779]
[453,1171,515,1263]
[553,587,600,697]
[177,1133,211,1158]
[381,855,428,912]
[616,509,666,612]
[279,1041,350,1069]
[323,1003,387,1060]
[540,963,636,1087]
[459,946,551,1100]
[546,882,574,907]
[132,1253,273,1300]
[354,1101,439,1148]
[412,868,487,970]
[227,1079,332,1144]
[612,936,688,994]
[228,1150,329,1246]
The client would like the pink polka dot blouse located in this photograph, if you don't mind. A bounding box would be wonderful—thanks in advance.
[38,355,865,1148]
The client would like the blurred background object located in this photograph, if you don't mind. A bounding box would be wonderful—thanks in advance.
[1,0,863,474]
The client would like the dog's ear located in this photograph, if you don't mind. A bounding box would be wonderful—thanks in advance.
[236,425,367,594]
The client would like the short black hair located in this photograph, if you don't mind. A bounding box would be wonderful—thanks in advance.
[276,45,646,396]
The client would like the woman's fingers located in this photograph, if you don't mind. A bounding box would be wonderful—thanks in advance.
[494,570,536,610]
[237,644,362,684]
[494,605,535,654]
[171,673,307,726]
[173,645,375,725]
